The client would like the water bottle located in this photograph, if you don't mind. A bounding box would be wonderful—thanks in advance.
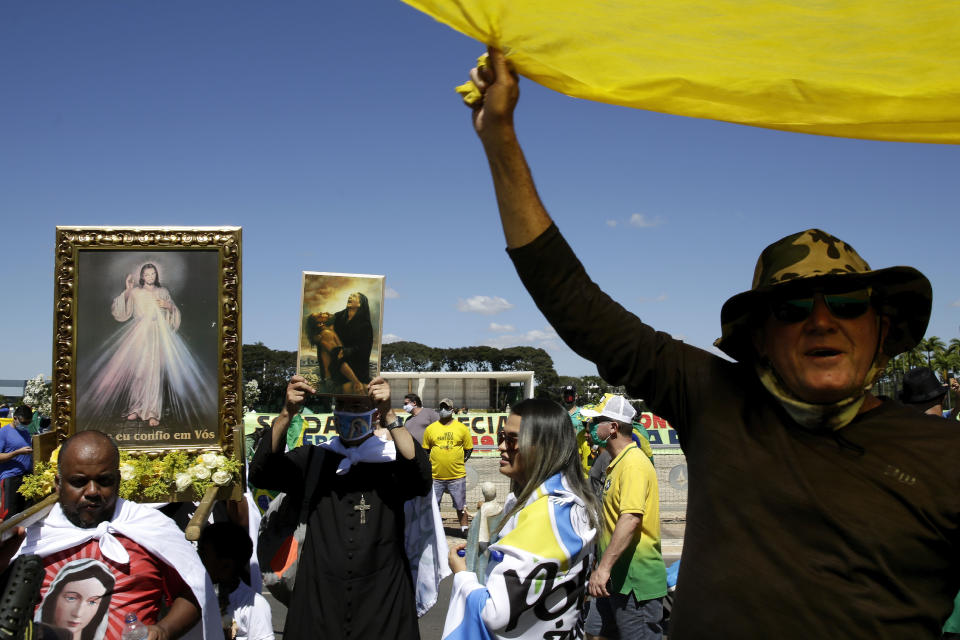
[121,613,148,640]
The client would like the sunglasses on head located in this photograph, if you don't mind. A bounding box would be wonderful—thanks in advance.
[770,287,874,324]
[496,428,519,449]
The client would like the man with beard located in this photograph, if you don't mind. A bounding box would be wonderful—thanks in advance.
[13,431,218,640]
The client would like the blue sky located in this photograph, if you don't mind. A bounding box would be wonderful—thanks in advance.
[2,1,958,382]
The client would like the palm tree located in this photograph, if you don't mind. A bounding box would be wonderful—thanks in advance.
[932,352,953,379]
[949,338,960,361]
[903,345,925,369]
[919,336,946,367]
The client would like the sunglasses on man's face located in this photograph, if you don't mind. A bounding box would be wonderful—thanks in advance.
[496,428,519,449]
[770,288,873,324]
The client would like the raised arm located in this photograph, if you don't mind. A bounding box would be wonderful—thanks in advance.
[466,50,722,436]
[469,48,553,249]
[248,376,315,492]
[269,376,314,453]
[368,376,416,460]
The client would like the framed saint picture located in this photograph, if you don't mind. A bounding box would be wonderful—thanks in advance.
[297,272,385,396]
[53,227,242,452]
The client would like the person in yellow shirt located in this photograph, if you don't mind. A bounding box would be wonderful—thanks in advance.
[422,398,474,532]
[582,395,666,639]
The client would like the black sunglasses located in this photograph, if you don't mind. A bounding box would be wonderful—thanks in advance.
[770,288,874,324]
[496,428,519,448]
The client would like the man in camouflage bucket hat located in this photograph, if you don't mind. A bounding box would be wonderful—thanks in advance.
[713,228,932,431]
[460,48,960,639]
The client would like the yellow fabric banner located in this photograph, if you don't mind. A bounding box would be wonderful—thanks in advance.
[402,0,960,143]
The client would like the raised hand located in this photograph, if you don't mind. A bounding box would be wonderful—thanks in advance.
[284,375,315,416]
[465,48,519,142]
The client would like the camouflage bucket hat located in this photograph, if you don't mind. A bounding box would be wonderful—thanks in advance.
[714,229,931,363]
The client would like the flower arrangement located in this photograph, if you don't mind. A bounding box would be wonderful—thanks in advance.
[22,374,53,417]
[19,450,242,502]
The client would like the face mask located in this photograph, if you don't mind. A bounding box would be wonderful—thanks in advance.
[333,409,377,442]
[588,421,611,447]
[438,409,453,419]
[402,403,415,413]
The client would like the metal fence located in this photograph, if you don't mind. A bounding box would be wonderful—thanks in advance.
[437,451,689,537]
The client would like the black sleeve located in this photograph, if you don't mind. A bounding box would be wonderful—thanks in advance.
[393,444,432,500]
[248,426,315,493]
[507,224,728,439]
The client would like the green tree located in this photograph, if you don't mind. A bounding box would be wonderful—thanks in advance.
[576,375,627,404]
[380,341,440,372]
[380,342,559,391]
[241,342,297,411]
[902,345,925,370]
[918,336,946,367]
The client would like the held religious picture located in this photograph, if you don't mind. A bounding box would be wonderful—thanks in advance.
[297,272,384,396]
[73,249,220,447]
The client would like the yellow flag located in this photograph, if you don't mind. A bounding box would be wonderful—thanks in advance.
[402,0,960,144]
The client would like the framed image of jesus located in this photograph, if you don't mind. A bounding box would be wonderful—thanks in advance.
[53,227,242,452]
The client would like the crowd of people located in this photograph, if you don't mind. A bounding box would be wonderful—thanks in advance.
[1,45,959,640]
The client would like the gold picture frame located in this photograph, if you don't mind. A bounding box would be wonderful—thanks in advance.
[52,226,242,455]
[297,271,385,396]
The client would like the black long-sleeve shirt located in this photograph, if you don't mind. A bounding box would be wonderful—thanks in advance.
[509,223,960,639]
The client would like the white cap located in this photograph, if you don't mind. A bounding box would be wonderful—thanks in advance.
[580,394,636,425]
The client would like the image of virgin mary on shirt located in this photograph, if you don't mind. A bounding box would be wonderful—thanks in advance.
[36,558,115,640]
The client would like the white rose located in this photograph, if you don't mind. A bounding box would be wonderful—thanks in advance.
[214,454,229,468]
[190,465,211,480]
[175,472,193,492]
[211,470,232,486]
[199,452,220,469]
[119,463,136,481]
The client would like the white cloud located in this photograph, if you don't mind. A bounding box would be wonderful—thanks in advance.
[457,295,514,315]
[638,293,668,303]
[521,329,558,342]
[483,327,559,348]
[629,213,664,228]
[605,220,618,227]
[382,333,402,343]
[489,322,515,332]
[385,287,400,299]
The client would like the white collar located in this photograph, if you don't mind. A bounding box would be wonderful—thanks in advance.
[319,434,397,474]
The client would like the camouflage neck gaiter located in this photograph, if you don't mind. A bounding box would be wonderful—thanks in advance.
[755,358,884,432]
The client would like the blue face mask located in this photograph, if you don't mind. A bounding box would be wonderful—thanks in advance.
[334,409,377,442]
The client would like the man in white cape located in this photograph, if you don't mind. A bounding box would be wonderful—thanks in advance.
[14,431,219,640]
